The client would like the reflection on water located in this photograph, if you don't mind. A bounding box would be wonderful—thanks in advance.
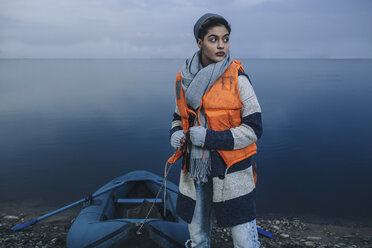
[0,59,372,222]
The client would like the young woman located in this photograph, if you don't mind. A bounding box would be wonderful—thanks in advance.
[169,13,263,248]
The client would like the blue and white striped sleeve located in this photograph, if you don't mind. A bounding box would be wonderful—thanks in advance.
[204,75,263,150]
[169,104,183,141]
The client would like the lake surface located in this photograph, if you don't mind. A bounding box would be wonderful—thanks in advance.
[1,59,371,224]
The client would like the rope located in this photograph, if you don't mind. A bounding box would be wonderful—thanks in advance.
[136,149,178,235]
[163,162,167,217]
[83,193,93,207]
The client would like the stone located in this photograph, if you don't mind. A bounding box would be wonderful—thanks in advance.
[3,215,19,220]
[280,233,290,238]
[305,241,315,247]
[272,225,280,230]
[342,235,354,239]
[307,236,322,240]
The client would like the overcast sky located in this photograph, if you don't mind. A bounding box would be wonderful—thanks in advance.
[0,0,371,58]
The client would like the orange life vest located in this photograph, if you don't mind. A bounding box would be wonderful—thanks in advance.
[168,60,257,175]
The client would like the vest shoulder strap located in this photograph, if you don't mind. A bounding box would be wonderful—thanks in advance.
[175,71,195,129]
[233,60,252,85]
[175,71,182,100]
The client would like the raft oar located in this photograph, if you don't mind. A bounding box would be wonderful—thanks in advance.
[257,227,274,239]
[11,180,128,231]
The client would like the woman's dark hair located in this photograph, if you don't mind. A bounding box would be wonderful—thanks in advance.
[197,17,231,41]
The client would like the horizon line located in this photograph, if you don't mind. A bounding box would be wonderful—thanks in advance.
[1,57,371,60]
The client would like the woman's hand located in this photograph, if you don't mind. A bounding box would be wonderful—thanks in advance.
[171,130,190,151]
[189,126,207,147]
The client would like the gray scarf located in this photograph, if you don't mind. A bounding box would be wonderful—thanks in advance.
[181,50,232,183]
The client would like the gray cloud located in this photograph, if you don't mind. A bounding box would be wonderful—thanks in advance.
[0,0,371,58]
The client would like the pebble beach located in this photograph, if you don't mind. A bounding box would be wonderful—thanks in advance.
[1,204,371,248]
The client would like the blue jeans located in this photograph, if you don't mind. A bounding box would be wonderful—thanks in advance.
[186,179,261,248]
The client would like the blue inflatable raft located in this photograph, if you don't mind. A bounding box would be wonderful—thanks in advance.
[66,170,189,248]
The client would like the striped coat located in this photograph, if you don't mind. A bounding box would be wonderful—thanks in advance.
[169,71,263,227]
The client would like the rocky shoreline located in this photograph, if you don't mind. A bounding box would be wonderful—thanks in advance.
[1,208,371,248]
[212,217,372,248]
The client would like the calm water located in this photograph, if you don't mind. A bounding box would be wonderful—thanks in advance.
[1,59,371,223]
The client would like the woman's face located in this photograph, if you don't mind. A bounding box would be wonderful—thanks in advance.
[198,25,230,67]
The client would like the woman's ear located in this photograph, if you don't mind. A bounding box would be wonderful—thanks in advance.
[197,38,202,49]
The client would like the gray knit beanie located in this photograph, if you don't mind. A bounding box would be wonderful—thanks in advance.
[193,13,225,41]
